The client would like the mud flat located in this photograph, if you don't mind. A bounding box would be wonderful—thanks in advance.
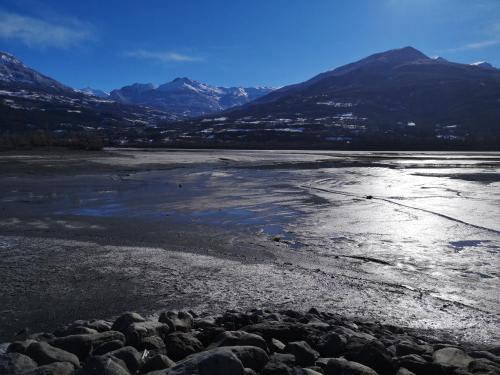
[0,148,499,346]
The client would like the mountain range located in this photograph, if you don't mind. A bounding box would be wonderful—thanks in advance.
[1,47,499,149]
[109,78,274,117]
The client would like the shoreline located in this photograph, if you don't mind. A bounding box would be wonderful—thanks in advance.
[1,307,499,375]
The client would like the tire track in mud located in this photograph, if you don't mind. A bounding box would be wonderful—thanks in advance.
[300,184,500,235]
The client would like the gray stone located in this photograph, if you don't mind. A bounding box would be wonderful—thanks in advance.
[208,331,268,352]
[26,342,80,367]
[78,355,130,375]
[433,347,472,368]
[162,348,244,375]
[103,346,142,373]
[218,346,269,372]
[325,358,379,375]
[92,340,125,356]
[126,322,170,347]
[164,332,204,361]
[19,361,75,375]
[285,341,319,367]
[51,331,125,361]
[0,353,38,374]
[159,312,193,332]
[140,354,175,373]
[112,312,146,333]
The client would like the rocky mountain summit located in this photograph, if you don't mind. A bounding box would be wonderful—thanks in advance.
[110,78,274,117]
[1,308,499,374]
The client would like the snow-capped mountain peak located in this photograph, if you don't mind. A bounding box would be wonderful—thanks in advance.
[111,78,274,117]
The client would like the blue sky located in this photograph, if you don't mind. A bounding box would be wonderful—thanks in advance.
[1,0,499,91]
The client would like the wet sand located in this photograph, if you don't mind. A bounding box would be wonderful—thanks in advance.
[0,148,499,344]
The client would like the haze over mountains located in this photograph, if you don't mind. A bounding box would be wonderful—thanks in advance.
[1,47,499,149]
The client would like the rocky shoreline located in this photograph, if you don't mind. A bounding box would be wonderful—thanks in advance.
[1,308,499,375]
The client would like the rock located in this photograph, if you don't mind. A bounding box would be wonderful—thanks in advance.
[219,346,269,372]
[270,353,296,367]
[194,317,217,330]
[396,340,431,356]
[346,339,393,374]
[325,358,379,375]
[269,338,286,353]
[92,340,125,355]
[468,351,500,364]
[208,331,268,352]
[261,361,294,375]
[112,312,146,333]
[164,332,204,361]
[159,311,193,332]
[244,368,258,375]
[26,342,80,367]
[316,332,347,357]
[78,355,130,375]
[102,346,142,373]
[140,354,175,373]
[0,353,38,374]
[433,347,473,368]
[396,354,445,375]
[303,369,323,375]
[195,327,226,347]
[83,320,113,333]
[488,346,500,357]
[468,358,500,373]
[242,322,315,343]
[285,341,319,367]
[51,331,125,361]
[161,348,245,375]
[6,340,37,355]
[136,336,166,354]
[306,366,324,374]
[19,361,75,375]
[395,368,416,375]
[125,322,171,347]
[54,326,98,337]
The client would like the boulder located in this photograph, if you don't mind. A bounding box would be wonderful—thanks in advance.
[467,358,500,373]
[92,340,125,356]
[164,332,204,361]
[396,354,445,375]
[112,312,146,333]
[7,340,37,355]
[242,322,316,343]
[51,331,125,361]
[140,354,175,373]
[78,355,130,375]
[102,346,142,373]
[396,341,432,356]
[261,361,294,375]
[218,346,269,372]
[325,358,379,375]
[269,338,286,353]
[159,311,193,332]
[346,340,393,374]
[0,353,38,374]
[19,361,75,375]
[316,332,347,357]
[160,348,245,375]
[136,336,166,354]
[285,341,319,367]
[208,331,268,352]
[126,322,170,347]
[26,342,80,367]
[433,347,473,368]
[395,368,416,375]
[270,353,296,367]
